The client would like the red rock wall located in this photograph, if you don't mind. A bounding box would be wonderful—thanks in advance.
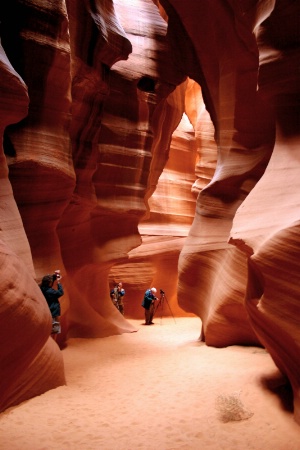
[0,0,187,410]
[110,83,198,318]
[230,0,300,424]
[0,1,66,411]
[160,0,300,423]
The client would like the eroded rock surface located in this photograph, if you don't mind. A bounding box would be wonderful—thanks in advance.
[0,0,187,410]
[163,0,300,422]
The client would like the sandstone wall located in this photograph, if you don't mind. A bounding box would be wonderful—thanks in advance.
[160,0,300,423]
[0,0,187,410]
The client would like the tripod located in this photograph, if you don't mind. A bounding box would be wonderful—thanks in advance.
[154,289,176,324]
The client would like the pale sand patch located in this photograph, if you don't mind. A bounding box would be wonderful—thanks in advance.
[1,317,300,450]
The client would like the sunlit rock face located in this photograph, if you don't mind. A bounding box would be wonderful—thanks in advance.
[161,0,300,422]
[58,0,185,337]
[0,0,187,411]
[162,0,274,347]
[230,0,300,424]
[109,91,198,318]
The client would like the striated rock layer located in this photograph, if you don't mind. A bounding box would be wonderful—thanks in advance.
[58,0,185,338]
[110,95,198,318]
[0,0,72,410]
[162,0,300,423]
[230,0,300,423]
[0,0,186,410]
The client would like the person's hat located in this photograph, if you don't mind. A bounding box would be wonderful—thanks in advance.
[151,287,157,293]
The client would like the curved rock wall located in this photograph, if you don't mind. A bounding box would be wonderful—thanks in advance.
[161,0,300,423]
[230,0,300,424]
[111,86,199,318]
[0,0,187,410]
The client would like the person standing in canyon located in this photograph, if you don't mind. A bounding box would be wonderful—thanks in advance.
[40,270,64,334]
[110,282,126,315]
[141,287,158,325]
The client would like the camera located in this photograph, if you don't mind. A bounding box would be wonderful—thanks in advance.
[52,270,61,281]
[160,289,165,294]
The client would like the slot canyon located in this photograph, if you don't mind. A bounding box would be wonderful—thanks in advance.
[0,0,299,432]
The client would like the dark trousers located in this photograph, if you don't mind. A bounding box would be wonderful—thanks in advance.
[145,303,154,324]
[118,301,124,315]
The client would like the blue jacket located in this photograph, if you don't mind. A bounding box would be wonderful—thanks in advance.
[41,283,64,318]
[142,289,156,310]
[110,286,125,301]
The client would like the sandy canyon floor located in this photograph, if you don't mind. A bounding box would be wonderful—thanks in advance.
[1,317,300,450]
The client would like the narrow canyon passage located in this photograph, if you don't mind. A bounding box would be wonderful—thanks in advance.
[1,318,300,450]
